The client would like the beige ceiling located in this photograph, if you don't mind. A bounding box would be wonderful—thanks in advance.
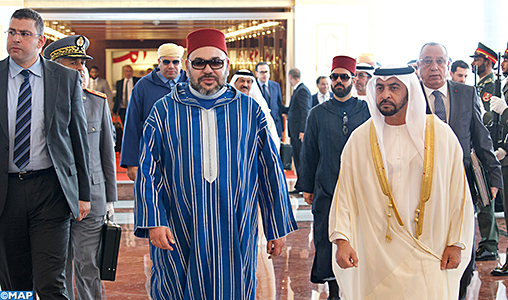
[48,19,260,41]
[39,7,292,41]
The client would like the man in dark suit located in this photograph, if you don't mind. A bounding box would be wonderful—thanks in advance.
[113,64,140,123]
[44,35,117,300]
[311,76,333,107]
[286,68,311,178]
[0,8,90,298]
[418,42,502,300]
[255,62,285,137]
[88,65,113,109]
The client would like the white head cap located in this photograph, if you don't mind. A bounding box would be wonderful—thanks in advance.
[356,63,375,77]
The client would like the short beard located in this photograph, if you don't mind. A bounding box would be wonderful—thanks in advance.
[377,96,408,117]
[355,83,366,94]
[332,82,353,98]
[189,71,227,96]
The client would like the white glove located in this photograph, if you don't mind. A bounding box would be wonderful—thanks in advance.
[106,202,115,220]
[495,147,507,161]
[490,96,508,115]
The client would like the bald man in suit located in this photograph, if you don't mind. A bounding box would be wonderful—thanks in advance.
[418,42,502,300]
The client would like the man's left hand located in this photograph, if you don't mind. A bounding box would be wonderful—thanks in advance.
[77,200,91,221]
[267,237,286,259]
[441,245,461,270]
[491,187,499,199]
[299,132,304,141]
[303,192,313,205]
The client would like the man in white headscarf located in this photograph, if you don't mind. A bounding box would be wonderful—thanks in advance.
[230,69,280,150]
[329,65,474,299]
[230,69,282,298]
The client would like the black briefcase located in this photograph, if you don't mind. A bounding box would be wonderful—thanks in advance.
[279,143,293,170]
[98,216,122,281]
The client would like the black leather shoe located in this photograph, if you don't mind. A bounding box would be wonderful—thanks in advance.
[491,262,508,276]
[475,248,498,261]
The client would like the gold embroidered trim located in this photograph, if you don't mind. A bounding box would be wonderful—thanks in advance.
[50,46,86,61]
[416,115,434,238]
[369,115,434,242]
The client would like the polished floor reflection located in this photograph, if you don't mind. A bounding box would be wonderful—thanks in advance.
[104,171,508,300]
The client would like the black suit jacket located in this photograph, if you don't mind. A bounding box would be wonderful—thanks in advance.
[423,80,502,191]
[311,91,334,107]
[0,56,91,218]
[113,76,140,114]
[287,83,311,138]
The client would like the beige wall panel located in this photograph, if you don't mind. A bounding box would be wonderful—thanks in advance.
[315,24,346,79]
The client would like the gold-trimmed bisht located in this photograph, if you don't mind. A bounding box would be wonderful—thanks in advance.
[369,115,434,242]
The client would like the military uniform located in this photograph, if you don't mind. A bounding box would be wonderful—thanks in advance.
[478,72,495,112]
[492,45,508,276]
[470,42,500,262]
[43,35,117,299]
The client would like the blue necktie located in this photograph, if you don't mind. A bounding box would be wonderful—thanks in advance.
[433,90,446,123]
[14,70,32,170]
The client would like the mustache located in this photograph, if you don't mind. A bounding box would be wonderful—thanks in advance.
[334,83,345,89]
[199,74,219,81]
[379,99,395,106]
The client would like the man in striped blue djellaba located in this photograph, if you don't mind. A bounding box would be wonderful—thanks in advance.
[134,28,298,300]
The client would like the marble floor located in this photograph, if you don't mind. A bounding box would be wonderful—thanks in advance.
[103,168,508,300]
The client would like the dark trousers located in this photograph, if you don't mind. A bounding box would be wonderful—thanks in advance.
[0,168,71,299]
[458,239,475,300]
[118,108,126,125]
[477,201,499,252]
[290,135,302,175]
[502,166,508,254]
[310,196,335,284]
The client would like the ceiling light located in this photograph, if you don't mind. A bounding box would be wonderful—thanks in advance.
[225,22,279,39]
[44,27,67,39]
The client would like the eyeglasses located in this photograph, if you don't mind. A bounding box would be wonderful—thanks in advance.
[258,70,269,74]
[162,59,180,66]
[419,58,447,66]
[5,30,40,39]
[188,58,225,70]
[342,112,348,135]
[357,72,371,79]
[330,73,354,82]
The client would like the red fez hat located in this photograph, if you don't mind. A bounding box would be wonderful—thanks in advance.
[332,56,357,75]
[187,28,227,56]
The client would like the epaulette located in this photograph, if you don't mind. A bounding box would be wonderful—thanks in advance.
[484,77,493,84]
[84,88,107,99]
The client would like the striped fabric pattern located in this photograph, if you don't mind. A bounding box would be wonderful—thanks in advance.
[135,83,297,300]
[14,69,32,169]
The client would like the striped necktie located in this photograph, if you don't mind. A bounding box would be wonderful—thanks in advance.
[262,84,270,104]
[14,70,32,170]
[433,90,446,123]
